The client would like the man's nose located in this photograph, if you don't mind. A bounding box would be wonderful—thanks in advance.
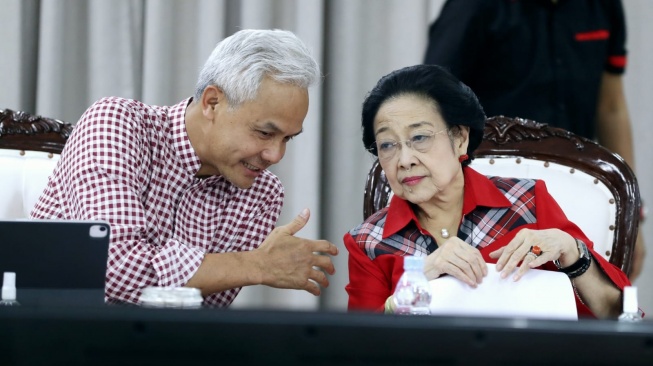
[261,142,285,164]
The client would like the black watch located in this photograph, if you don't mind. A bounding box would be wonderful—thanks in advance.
[554,239,591,279]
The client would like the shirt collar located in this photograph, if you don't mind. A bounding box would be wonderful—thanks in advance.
[170,97,202,178]
[383,166,512,239]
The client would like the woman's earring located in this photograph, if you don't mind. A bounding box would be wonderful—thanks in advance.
[458,154,469,163]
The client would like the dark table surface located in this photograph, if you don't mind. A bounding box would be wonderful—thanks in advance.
[2,295,653,366]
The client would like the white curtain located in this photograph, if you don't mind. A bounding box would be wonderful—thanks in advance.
[1,0,652,314]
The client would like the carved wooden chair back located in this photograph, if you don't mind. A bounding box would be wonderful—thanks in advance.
[0,109,73,218]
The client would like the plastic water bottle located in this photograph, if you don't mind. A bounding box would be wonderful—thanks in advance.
[0,272,20,306]
[618,286,642,322]
[393,256,432,315]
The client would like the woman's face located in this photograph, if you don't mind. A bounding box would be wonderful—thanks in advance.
[373,94,469,204]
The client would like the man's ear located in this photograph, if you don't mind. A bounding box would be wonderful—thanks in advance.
[200,85,224,119]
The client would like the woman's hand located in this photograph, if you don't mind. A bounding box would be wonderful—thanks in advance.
[424,238,487,287]
[489,228,578,281]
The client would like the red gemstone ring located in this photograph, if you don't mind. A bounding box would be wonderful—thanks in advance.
[530,245,542,256]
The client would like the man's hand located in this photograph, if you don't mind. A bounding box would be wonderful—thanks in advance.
[252,208,338,296]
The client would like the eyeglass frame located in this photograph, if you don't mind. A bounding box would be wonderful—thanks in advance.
[370,127,450,161]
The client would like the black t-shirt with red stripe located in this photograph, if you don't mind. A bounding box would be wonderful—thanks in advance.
[424,0,626,139]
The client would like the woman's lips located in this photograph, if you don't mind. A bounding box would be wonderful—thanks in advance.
[402,176,423,186]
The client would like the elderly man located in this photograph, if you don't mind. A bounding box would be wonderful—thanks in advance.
[31,29,338,307]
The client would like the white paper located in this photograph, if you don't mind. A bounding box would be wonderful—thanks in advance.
[428,263,577,320]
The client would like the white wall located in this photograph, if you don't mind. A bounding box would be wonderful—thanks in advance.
[623,0,653,316]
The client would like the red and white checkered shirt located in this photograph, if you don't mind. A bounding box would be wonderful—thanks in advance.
[31,97,284,307]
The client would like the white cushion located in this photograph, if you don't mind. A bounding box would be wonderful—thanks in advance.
[0,149,59,219]
[471,157,615,262]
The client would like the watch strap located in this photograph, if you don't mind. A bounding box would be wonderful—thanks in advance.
[554,239,592,279]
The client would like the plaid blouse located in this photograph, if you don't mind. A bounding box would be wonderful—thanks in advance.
[31,97,284,307]
[344,167,630,316]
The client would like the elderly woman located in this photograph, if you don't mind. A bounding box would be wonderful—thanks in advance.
[344,65,630,318]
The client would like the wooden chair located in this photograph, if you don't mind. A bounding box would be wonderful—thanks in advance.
[363,116,641,275]
[0,109,73,218]
[0,111,111,305]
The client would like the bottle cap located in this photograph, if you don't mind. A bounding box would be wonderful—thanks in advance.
[2,272,17,301]
[403,256,425,271]
[623,286,639,314]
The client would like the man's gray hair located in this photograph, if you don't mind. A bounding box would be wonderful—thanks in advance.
[194,29,321,107]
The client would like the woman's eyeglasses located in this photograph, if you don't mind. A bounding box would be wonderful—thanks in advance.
[373,128,448,161]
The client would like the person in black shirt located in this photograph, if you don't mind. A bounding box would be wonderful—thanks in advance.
[424,0,644,280]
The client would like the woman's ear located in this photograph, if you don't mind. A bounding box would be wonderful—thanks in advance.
[200,85,224,119]
[456,126,470,156]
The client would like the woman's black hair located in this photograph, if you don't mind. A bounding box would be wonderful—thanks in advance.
[361,64,486,166]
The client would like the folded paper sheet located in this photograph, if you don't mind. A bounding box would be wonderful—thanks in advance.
[429,264,577,320]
